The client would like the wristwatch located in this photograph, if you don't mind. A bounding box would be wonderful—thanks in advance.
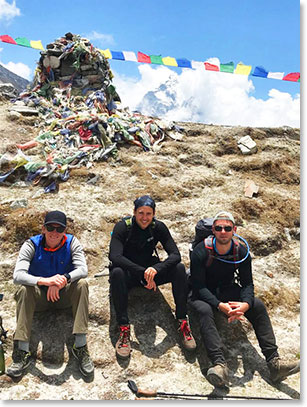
[64,273,71,283]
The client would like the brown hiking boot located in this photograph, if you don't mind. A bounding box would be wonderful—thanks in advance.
[206,363,229,388]
[177,318,196,351]
[115,325,131,359]
[267,357,300,383]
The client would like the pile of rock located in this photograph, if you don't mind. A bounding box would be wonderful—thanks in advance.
[35,32,118,101]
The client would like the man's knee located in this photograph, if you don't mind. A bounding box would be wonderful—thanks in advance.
[109,267,125,284]
[172,262,187,281]
[252,297,268,314]
[73,279,89,296]
[15,285,36,302]
[191,300,213,318]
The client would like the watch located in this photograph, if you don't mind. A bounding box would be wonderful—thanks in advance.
[64,273,71,283]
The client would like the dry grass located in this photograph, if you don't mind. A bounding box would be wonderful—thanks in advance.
[229,155,300,185]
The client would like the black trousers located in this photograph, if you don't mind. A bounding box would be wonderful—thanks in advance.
[189,284,279,365]
[110,263,188,325]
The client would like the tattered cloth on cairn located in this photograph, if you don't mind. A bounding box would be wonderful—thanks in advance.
[2,33,184,193]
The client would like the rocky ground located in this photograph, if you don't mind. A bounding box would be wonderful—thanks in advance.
[0,101,300,402]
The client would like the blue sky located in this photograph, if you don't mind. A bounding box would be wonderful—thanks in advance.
[0,0,301,127]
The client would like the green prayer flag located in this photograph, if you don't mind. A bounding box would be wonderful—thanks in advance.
[150,55,163,65]
[15,37,31,47]
[220,62,234,73]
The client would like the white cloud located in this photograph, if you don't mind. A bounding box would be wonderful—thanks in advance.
[113,64,300,128]
[0,0,20,21]
[0,61,32,80]
[84,31,115,46]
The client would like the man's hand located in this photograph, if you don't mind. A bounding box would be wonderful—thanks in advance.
[47,285,60,302]
[144,267,157,291]
[37,274,67,289]
[218,302,233,316]
[227,301,250,323]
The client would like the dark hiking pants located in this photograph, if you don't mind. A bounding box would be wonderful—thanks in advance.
[110,263,188,325]
[189,284,279,365]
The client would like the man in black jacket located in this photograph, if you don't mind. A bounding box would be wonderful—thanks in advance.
[109,195,196,359]
[189,211,300,388]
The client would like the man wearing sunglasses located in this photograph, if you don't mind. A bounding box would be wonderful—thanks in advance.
[6,210,94,378]
[189,211,299,388]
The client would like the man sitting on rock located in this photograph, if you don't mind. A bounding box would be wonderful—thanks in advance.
[109,195,196,359]
[189,210,300,388]
[7,210,94,378]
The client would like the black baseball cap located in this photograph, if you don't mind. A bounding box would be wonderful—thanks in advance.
[44,210,67,227]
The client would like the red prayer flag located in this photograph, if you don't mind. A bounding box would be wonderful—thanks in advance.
[0,35,17,44]
[283,72,300,82]
[137,52,151,63]
[204,62,219,71]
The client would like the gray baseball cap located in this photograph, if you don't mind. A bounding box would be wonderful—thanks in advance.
[213,211,235,225]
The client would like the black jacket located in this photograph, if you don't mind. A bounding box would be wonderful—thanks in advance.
[190,239,254,308]
[109,217,181,277]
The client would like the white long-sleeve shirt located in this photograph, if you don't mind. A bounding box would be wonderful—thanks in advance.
[13,235,88,286]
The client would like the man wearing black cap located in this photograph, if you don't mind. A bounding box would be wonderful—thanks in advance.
[189,210,300,388]
[109,195,196,359]
[6,210,94,378]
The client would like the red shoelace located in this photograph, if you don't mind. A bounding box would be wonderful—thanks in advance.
[119,326,130,347]
[180,320,193,340]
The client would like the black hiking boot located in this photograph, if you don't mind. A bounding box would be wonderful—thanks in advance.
[72,344,94,376]
[6,348,32,378]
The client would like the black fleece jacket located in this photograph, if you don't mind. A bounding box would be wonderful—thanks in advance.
[109,217,181,277]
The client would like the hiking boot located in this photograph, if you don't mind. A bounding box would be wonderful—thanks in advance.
[177,319,196,351]
[6,349,32,378]
[206,363,229,388]
[72,344,94,376]
[267,357,300,383]
[115,325,131,359]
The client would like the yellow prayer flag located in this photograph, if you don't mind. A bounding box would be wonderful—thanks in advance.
[30,40,44,50]
[99,48,112,59]
[234,62,252,75]
[162,56,178,67]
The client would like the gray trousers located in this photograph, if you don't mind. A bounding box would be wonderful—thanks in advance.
[13,280,89,342]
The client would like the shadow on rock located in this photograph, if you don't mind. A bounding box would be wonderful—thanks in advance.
[109,286,189,362]
[27,308,93,384]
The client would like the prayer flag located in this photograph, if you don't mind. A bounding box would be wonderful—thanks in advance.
[282,72,300,82]
[0,35,17,44]
[162,56,178,67]
[176,58,192,68]
[191,60,204,69]
[137,52,151,63]
[234,62,252,75]
[122,51,137,62]
[267,71,284,80]
[150,55,163,64]
[220,61,234,73]
[99,49,112,59]
[252,66,268,78]
[30,40,44,50]
[204,62,219,71]
[15,37,31,47]
[111,50,125,60]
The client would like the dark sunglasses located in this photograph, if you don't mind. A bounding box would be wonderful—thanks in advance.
[214,225,233,232]
[45,224,66,233]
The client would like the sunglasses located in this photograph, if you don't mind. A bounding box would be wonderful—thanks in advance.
[45,224,66,233]
[214,225,233,232]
